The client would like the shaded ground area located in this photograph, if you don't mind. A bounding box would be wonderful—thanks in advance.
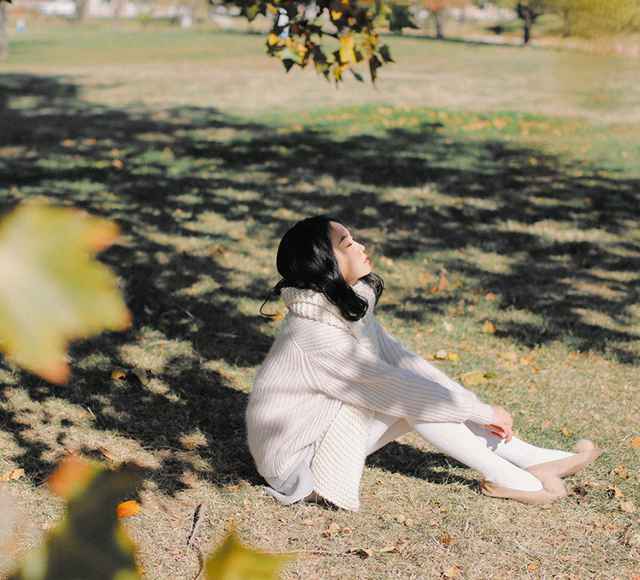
[0,71,639,578]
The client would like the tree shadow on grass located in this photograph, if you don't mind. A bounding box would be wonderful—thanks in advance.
[0,72,638,497]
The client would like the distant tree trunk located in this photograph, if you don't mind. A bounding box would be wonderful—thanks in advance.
[561,8,572,37]
[433,11,444,38]
[0,3,7,61]
[75,0,90,20]
[517,3,539,45]
[113,0,127,18]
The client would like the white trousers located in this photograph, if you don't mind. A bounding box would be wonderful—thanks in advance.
[366,413,574,491]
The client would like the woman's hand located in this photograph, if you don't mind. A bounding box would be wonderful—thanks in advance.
[487,405,513,442]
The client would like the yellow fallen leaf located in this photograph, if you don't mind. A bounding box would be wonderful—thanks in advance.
[460,371,489,387]
[434,350,448,360]
[482,320,496,334]
[611,465,629,480]
[499,351,518,363]
[560,427,573,438]
[117,500,141,519]
[443,564,462,578]
[111,368,127,381]
[0,468,25,482]
[446,352,460,362]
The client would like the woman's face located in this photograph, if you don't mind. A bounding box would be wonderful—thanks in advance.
[329,221,372,286]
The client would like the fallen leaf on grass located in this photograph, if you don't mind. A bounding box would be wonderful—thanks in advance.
[482,321,496,334]
[630,436,640,449]
[527,562,540,573]
[439,532,455,546]
[431,270,448,293]
[443,564,462,578]
[484,292,497,301]
[434,350,448,360]
[620,501,636,514]
[498,351,518,363]
[460,371,489,387]
[321,522,342,538]
[607,485,625,499]
[111,368,127,381]
[0,468,24,482]
[560,427,573,438]
[611,465,630,480]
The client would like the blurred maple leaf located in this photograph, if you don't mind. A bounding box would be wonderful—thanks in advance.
[0,202,131,384]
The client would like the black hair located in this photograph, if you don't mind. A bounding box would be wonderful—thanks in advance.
[259,215,384,321]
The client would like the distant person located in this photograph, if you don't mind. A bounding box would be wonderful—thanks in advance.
[246,215,602,511]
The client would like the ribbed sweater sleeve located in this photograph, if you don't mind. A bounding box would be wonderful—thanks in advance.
[294,326,494,425]
[372,318,495,424]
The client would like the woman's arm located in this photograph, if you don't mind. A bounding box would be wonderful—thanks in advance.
[293,323,495,425]
[371,317,480,399]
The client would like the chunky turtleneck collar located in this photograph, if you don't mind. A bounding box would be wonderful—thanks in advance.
[281,280,374,334]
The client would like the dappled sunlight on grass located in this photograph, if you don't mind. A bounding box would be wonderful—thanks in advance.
[1,32,639,576]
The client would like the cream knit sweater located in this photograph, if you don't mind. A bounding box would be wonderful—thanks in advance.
[246,280,495,510]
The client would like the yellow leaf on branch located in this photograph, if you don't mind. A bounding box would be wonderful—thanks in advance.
[267,33,280,46]
[0,202,132,384]
[339,34,356,64]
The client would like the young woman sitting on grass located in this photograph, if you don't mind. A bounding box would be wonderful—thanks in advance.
[246,215,602,511]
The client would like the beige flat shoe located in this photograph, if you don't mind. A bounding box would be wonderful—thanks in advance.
[480,477,566,506]
[526,439,603,481]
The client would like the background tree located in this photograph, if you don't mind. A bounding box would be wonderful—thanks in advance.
[554,0,640,37]
[74,0,90,20]
[388,0,417,34]
[514,0,548,44]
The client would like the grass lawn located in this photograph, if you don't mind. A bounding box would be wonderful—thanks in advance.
[0,20,639,579]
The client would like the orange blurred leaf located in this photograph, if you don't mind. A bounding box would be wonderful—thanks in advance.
[117,500,141,519]
[48,455,96,500]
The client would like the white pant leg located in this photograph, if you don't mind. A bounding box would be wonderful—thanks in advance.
[366,412,543,491]
[366,412,412,455]
[409,420,544,491]
[464,421,574,468]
